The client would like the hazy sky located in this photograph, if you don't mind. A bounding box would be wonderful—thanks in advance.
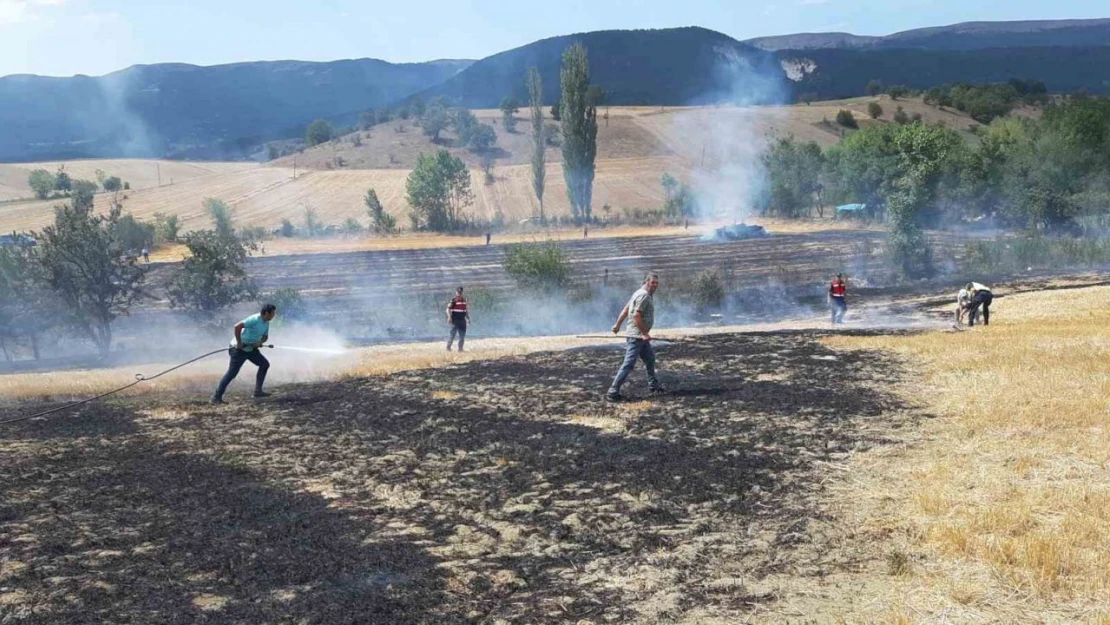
[1,0,1105,77]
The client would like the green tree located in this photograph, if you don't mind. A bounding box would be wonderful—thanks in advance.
[888,85,910,100]
[204,198,235,239]
[451,107,479,144]
[661,173,678,201]
[559,43,599,223]
[760,138,825,218]
[409,97,426,119]
[526,67,546,223]
[499,96,519,132]
[421,104,450,141]
[406,150,473,232]
[166,229,257,324]
[364,188,398,234]
[280,218,296,237]
[836,109,858,129]
[342,217,363,234]
[28,169,54,199]
[32,203,146,355]
[0,243,62,360]
[302,205,322,237]
[866,79,883,96]
[70,179,98,210]
[54,167,72,194]
[467,123,497,152]
[112,214,155,251]
[502,241,570,289]
[306,119,334,147]
[103,176,122,192]
[867,102,883,119]
[893,106,910,125]
[153,212,180,243]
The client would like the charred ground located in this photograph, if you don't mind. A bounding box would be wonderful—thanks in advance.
[1,329,920,623]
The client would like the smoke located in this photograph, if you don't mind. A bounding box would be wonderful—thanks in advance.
[95,69,162,158]
[679,46,789,224]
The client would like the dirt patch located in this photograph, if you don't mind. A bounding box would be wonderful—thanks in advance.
[1,330,919,623]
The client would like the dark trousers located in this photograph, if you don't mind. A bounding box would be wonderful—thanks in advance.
[448,322,467,351]
[830,296,847,324]
[213,347,270,399]
[967,292,993,326]
[608,338,660,396]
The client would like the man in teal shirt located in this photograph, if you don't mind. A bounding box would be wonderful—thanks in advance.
[211,303,276,404]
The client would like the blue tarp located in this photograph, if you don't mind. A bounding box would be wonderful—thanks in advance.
[835,203,867,214]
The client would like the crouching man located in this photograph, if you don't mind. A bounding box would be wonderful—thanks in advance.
[606,273,665,402]
[211,303,276,404]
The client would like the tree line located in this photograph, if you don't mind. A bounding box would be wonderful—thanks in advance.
[0,196,262,361]
[759,95,1110,276]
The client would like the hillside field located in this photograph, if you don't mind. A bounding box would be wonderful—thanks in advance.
[0,98,978,236]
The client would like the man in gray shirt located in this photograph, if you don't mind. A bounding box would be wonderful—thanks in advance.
[607,273,664,402]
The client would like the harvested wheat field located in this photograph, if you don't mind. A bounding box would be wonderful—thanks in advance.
[822,284,1110,622]
[0,158,691,235]
[0,159,256,201]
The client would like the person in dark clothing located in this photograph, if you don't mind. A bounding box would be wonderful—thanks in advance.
[211,303,276,404]
[965,282,993,326]
[446,287,470,352]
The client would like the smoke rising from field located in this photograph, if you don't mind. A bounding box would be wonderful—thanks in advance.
[681,47,789,225]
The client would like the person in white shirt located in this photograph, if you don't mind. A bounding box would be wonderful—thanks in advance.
[965,282,993,326]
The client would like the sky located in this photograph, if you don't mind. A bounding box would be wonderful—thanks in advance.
[0,0,1106,77]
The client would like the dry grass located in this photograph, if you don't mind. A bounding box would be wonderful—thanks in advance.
[0,159,255,201]
[823,285,1110,620]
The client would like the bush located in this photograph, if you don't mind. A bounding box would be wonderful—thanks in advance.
[867,102,883,119]
[692,269,725,312]
[342,217,363,234]
[893,106,910,125]
[836,109,858,129]
[502,241,570,289]
[280,218,296,237]
[268,287,308,322]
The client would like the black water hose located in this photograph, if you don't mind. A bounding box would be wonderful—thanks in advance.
[0,345,270,426]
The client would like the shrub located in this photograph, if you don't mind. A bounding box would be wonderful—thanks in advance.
[692,269,726,312]
[268,287,308,322]
[502,241,570,289]
[867,102,883,119]
[836,110,858,129]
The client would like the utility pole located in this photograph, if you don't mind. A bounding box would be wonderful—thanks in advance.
[293,156,297,180]
[700,145,706,168]
[156,162,161,186]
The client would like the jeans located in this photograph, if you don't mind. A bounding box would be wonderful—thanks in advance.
[830,296,847,324]
[448,321,467,351]
[213,347,270,400]
[608,338,660,396]
[967,292,993,326]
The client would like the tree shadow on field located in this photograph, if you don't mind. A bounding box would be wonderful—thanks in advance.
[0,413,457,625]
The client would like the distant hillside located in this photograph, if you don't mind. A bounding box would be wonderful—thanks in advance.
[0,58,472,163]
[780,46,1110,100]
[411,27,789,108]
[748,18,1110,51]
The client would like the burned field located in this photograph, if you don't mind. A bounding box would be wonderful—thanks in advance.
[1,330,919,623]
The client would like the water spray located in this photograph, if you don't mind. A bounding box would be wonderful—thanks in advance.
[270,345,347,356]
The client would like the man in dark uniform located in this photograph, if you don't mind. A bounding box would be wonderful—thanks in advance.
[446,287,470,352]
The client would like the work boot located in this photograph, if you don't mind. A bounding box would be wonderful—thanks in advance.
[210,397,225,405]
[605,392,623,403]
[253,391,271,398]
[650,386,667,395]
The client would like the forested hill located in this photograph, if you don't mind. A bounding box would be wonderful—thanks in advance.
[780,46,1110,101]
[409,27,789,108]
[0,58,472,162]
[747,18,1110,51]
